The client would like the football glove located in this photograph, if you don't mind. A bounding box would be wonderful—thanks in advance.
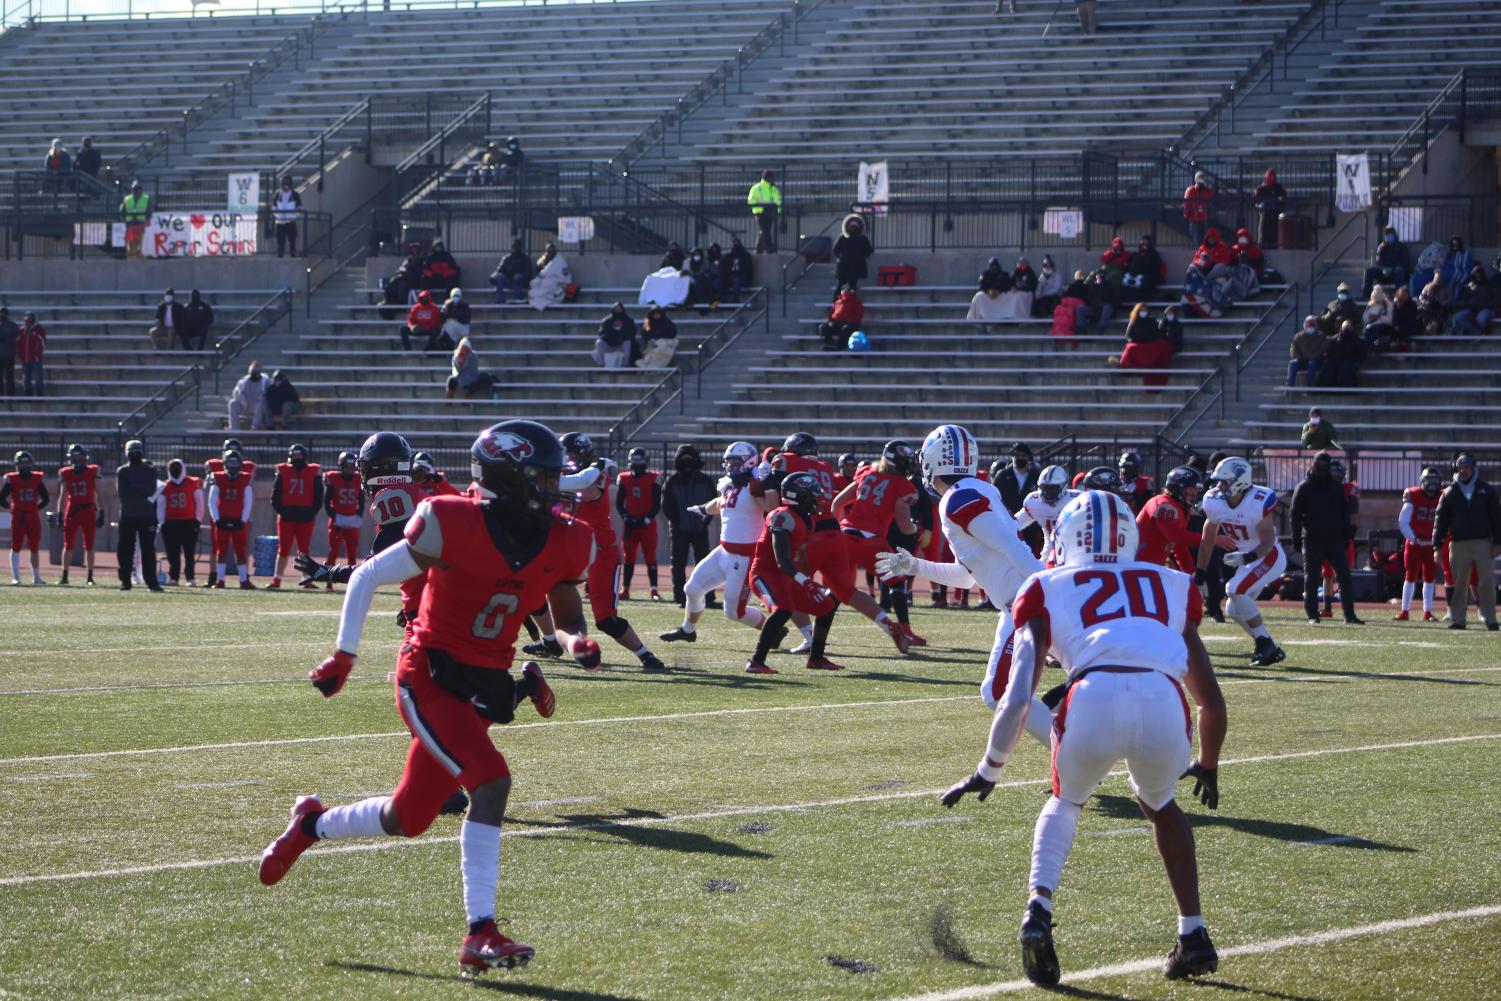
[1183,762,1219,810]
[310,650,356,698]
[1223,551,1248,568]
[874,548,915,580]
[569,635,602,671]
[940,772,996,808]
[216,518,242,532]
[753,460,773,480]
[294,553,354,586]
[800,578,833,605]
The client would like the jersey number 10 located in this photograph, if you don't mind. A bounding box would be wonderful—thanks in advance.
[1073,569,1169,627]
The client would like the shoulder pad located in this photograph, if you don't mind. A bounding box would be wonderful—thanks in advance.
[768,509,798,533]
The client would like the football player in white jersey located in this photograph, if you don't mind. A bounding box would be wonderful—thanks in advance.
[941,490,1227,987]
[660,442,769,642]
[1194,457,1286,666]
[875,425,1054,745]
[1017,464,1078,566]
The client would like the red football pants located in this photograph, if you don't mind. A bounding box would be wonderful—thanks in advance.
[63,507,96,551]
[327,523,361,563]
[277,518,314,557]
[8,510,40,551]
[622,522,659,564]
[1403,542,1437,583]
[214,525,248,562]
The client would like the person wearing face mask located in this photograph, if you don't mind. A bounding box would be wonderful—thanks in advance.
[662,444,718,607]
[115,439,162,592]
[441,287,470,345]
[228,361,267,430]
[685,246,720,308]
[1252,170,1285,248]
[1122,236,1165,303]
[1195,228,1232,269]
[273,175,303,258]
[1441,236,1473,297]
[269,444,325,590]
[1099,237,1130,284]
[1299,407,1339,450]
[1032,255,1063,317]
[616,448,664,602]
[1232,228,1265,275]
[1159,304,1184,353]
[593,302,637,369]
[1011,257,1038,295]
[1287,315,1326,387]
[1182,172,1213,248]
[1364,225,1410,296]
[157,458,204,586]
[1318,282,1362,337]
[155,288,186,350]
[1291,452,1363,625]
[1432,453,1501,630]
[181,289,214,352]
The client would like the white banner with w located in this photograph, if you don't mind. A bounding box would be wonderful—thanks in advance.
[1335,154,1372,213]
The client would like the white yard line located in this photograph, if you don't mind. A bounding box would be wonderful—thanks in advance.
[1,732,1496,888]
[887,903,1501,1001]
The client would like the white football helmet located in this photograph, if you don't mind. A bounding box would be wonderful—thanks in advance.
[1038,464,1069,504]
[723,440,757,473]
[920,424,981,494]
[1209,456,1254,501]
[1053,490,1139,567]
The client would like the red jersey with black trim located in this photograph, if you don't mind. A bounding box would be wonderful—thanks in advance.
[275,462,321,511]
[205,456,256,477]
[750,505,813,581]
[1125,475,1154,512]
[418,473,462,497]
[833,473,854,493]
[211,469,253,520]
[840,467,917,536]
[59,464,100,515]
[324,470,363,516]
[3,470,46,512]
[404,495,594,668]
[371,483,430,612]
[161,477,201,521]
[616,470,660,519]
[573,473,620,550]
[1402,487,1439,542]
[1135,494,1199,572]
[771,453,837,519]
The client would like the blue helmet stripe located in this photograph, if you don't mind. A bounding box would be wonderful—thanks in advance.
[1089,491,1104,554]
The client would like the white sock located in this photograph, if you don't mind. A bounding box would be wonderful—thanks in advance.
[9,552,18,579]
[542,632,556,644]
[1024,696,1054,747]
[875,611,891,626]
[1400,580,1415,612]
[239,565,250,582]
[680,620,696,635]
[1027,892,1052,915]
[1028,797,1083,897]
[315,796,391,840]
[1178,914,1206,936]
[1251,623,1271,641]
[799,624,815,640]
[634,644,649,658]
[460,819,502,924]
[216,562,226,580]
[1423,582,1436,613]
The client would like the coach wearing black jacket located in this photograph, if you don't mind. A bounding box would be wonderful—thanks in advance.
[116,439,162,592]
[1433,452,1501,630]
[1291,452,1362,624]
[661,444,717,606]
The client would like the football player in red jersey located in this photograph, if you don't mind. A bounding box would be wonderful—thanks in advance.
[57,443,101,586]
[269,444,324,589]
[834,452,860,493]
[412,451,463,496]
[208,450,256,589]
[1395,466,1442,621]
[745,471,841,673]
[1117,450,1155,513]
[322,451,363,589]
[615,447,663,601]
[1,450,49,585]
[833,440,922,645]
[205,438,255,587]
[758,431,910,655]
[1136,466,1202,572]
[157,458,204,586]
[259,420,601,975]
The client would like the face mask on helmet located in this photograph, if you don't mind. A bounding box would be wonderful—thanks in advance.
[628,449,649,474]
[289,447,308,469]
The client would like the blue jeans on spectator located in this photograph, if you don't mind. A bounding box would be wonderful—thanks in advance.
[1453,308,1494,336]
[1078,303,1114,330]
[1287,358,1320,386]
[22,361,43,396]
[1187,220,1207,248]
[725,272,746,301]
[492,273,528,303]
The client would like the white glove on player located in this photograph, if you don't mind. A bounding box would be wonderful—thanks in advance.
[753,460,772,480]
[874,548,915,580]
[1223,551,1249,568]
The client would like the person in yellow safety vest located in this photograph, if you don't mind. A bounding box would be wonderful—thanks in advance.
[121,180,150,260]
[747,169,782,254]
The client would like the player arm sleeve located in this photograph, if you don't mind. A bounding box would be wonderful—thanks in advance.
[155,491,166,523]
[0,480,10,507]
[207,483,221,522]
[243,484,254,523]
[966,508,1044,574]
[334,541,424,655]
[312,475,325,511]
[649,481,663,519]
[271,476,284,514]
[771,525,798,577]
[1398,502,1416,543]
[560,467,601,493]
[905,553,976,589]
[615,480,629,518]
[37,481,49,509]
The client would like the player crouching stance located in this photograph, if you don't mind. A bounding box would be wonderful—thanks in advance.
[258,420,603,975]
[942,490,1228,986]
[1195,457,1286,666]
[745,471,841,673]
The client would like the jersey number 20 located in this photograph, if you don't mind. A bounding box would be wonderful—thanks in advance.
[1074,569,1169,627]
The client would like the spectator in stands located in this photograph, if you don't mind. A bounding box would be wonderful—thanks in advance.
[1318,282,1361,337]
[1433,452,1501,630]
[1441,236,1473,297]
[121,180,149,260]
[748,170,781,253]
[17,312,45,396]
[42,138,71,193]
[833,215,873,291]
[441,287,470,345]
[593,302,637,369]
[1079,269,1120,332]
[1125,236,1165,304]
[1453,265,1496,336]
[227,361,266,430]
[980,257,1011,293]
[0,307,15,397]
[497,136,524,180]
[489,240,533,303]
[821,285,864,351]
[155,288,185,350]
[720,236,754,301]
[1417,270,1453,335]
[1300,407,1339,449]
[685,246,720,308]
[446,337,496,399]
[530,243,572,311]
[638,306,679,369]
[1362,285,1395,350]
[1160,304,1184,352]
[262,369,300,430]
[402,289,447,352]
[1032,255,1063,317]
[1408,240,1445,297]
[706,243,724,290]
[1100,237,1130,284]
[1113,302,1174,389]
[1196,227,1232,268]
[421,240,461,293]
[1391,285,1420,347]
[966,282,1009,324]
[1183,172,1213,247]
[468,141,504,186]
[1233,227,1265,275]
[1252,170,1285,248]
[1050,276,1087,350]
[182,289,214,351]
[381,252,422,312]
[1012,257,1038,295]
[660,241,686,271]
[1287,315,1325,387]
[74,137,101,179]
[1075,0,1097,33]
[1320,322,1366,387]
[272,175,302,258]
[1364,224,1410,295]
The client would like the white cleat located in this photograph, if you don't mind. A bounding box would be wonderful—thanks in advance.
[787,638,813,654]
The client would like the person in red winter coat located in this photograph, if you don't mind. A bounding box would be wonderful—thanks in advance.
[820,285,865,351]
[1100,236,1131,283]
[1233,227,1265,275]
[1196,228,1233,268]
[401,290,446,352]
[1183,172,1213,247]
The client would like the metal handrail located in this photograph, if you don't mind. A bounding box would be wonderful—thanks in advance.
[779,213,841,316]
[211,289,295,392]
[1306,214,1369,316]
[1383,69,1466,191]
[274,97,372,190]
[607,367,683,453]
[116,365,201,442]
[692,287,769,400]
[607,165,741,247]
[393,94,493,209]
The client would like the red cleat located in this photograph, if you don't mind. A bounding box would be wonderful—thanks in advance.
[744,660,778,674]
[522,661,554,719]
[1320,608,1333,619]
[883,618,912,655]
[805,656,847,671]
[240,579,257,590]
[1393,610,1410,621]
[902,624,928,647]
[650,589,662,601]
[259,794,324,886]
[211,580,226,589]
[266,578,282,590]
[1423,611,1438,622]
[617,589,631,602]
[459,919,534,974]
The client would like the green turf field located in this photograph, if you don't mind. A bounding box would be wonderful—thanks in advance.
[2,587,1499,1001]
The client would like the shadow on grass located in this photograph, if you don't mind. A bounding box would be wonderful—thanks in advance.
[561,668,814,691]
[844,670,978,688]
[1090,795,1414,853]
[325,961,647,1001]
[1036,975,1333,1001]
[508,807,773,860]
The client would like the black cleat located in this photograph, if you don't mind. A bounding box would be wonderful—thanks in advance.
[1344,615,1365,625]
[440,790,469,816]
[1249,637,1285,666]
[1164,927,1218,980]
[640,651,668,672]
[522,637,565,659]
[659,626,697,643]
[1019,901,1059,986]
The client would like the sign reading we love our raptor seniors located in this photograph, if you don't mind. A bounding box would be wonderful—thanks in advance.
[145,211,258,257]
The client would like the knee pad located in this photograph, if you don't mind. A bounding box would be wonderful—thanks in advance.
[597,614,630,640]
[1226,593,1257,623]
[686,589,707,615]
